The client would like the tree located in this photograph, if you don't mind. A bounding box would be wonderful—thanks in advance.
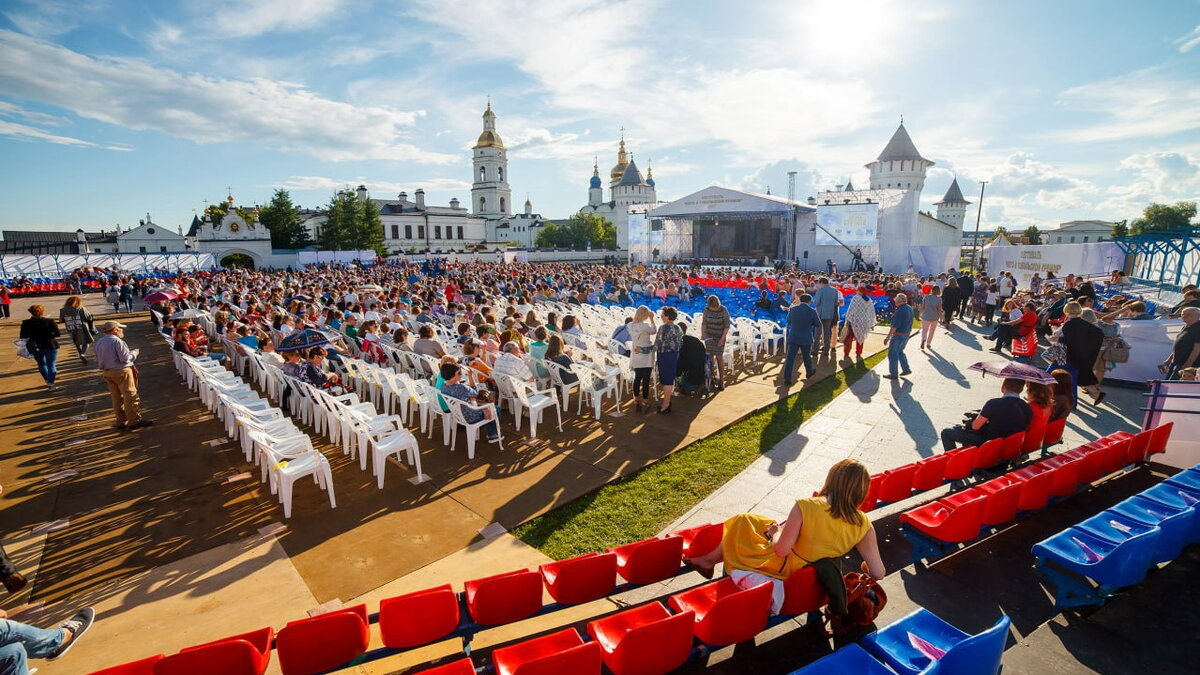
[357,196,386,255]
[1111,219,1129,238]
[318,191,386,255]
[258,189,312,249]
[1023,225,1042,245]
[534,213,617,249]
[989,226,1009,242]
[1130,201,1197,235]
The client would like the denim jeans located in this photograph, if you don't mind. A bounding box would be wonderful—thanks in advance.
[0,619,66,674]
[887,335,910,376]
[783,342,814,382]
[940,426,987,452]
[32,348,58,385]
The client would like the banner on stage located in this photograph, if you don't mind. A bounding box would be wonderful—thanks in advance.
[0,252,216,277]
[296,250,377,266]
[986,242,1124,284]
[816,203,878,247]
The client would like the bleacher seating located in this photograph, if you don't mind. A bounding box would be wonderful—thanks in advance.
[1032,462,1199,610]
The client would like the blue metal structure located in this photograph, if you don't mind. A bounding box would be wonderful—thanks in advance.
[1114,226,1200,292]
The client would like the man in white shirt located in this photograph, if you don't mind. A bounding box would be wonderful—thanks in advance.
[493,342,535,382]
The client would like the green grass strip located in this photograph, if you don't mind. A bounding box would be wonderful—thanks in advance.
[511,350,889,560]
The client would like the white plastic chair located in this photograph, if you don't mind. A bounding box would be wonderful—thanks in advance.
[370,428,423,488]
[510,378,562,438]
[544,360,581,412]
[446,397,502,459]
[263,439,336,519]
[575,367,618,420]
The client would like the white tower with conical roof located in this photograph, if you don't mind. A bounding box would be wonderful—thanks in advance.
[865,121,934,191]
[471,101,512,218]
[935,177,971,230]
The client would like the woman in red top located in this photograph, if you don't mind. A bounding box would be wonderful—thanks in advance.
[0,286,10,319]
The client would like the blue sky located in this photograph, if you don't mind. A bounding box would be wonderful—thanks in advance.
[0,0,1198,234]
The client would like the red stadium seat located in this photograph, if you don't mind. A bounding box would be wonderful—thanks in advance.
[415,658,476,675]
[464,569,544,626]
[276,605,370,675]
[492,627,601,675]
[89,655,164,675]
[874,463,917,504]
[974,476,1022,526]
[673,523,723,559]
[1124,428,1153,464]
[1147,422,1173,456]
[942,446,978,481]
[974,438,1005,470]
[586,602,695,675]
[379,584,461,649]
[900,494,987,543]
[611,535,684,585]
[1101,438,1131,474]
[668,578,773,646]
[999,432,1026,463]
[1059,447,1107,484]
[911,453,951,491]
[860,476,879,511]
[155,640,269,675]
[780,565,830,615]
[1011,332,1038,358]
[540,552,618,605]
[1039,456,1083,498]
[1011,464,1055,511]
[1041,417,1067,450]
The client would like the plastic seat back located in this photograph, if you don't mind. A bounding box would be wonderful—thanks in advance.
[276,605,370,675]
[875,463,918,504]
[942,446,977,481]
[974,438,1005,470]
[860,475,880,511]
[1021,421,1046,454]
[586,602,694,675]
[1046,457,1083,498]
[1124,428,1153,464]
[1033,526,1159,589]
[673,522,723,558]
[792,643,897,674]
[1109,495,1195,563]
[978,477,1021,526]
[668,578,772,646]
[999,432,1026,462]
[90,655,164,675]
[465,569,544,626]
[492,628,601,675]
[414,658,476,674]
[379,584,461,649]
[1015,467,1055,511]
[1041,417,1067,449]
[540,552,618,604]
[911,453,951,491]
[1100,438,1131,475]
[780,565,830,615]
[937,614,1011,675]
[611,535,684,585]
[154,640,266,675]
[1147,422,1173,456]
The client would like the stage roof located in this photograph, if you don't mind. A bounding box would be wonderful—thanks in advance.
[648,185,814,219]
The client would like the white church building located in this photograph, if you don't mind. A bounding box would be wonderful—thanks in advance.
[577,134,659,249]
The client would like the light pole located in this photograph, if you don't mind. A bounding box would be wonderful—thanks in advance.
[970,181,988,273]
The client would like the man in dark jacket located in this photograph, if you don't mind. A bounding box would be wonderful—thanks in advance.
[784,292,820,384]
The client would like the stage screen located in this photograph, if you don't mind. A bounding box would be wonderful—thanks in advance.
[815,203,879,247]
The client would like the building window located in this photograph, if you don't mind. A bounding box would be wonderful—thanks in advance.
[498,167,504,181]
[418,226,425,239]
[1083,236,1089,242]
[480,197,486,211]
[405,225,412,239]
[500,197,506,213]
[435,225,442,239]
[1070,236,1075,243]
[479,166,486,181]
[138,246,146,252]
[457,226,464,239]
[160,246,167,252]
[391,225,399,239]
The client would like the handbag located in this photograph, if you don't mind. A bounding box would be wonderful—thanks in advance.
[13,339,32,360]
[1105,336,1131,363]
[826,562,888,635]
[1044,342,1068,365]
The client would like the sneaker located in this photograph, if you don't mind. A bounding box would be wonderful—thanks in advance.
[900,371,913,377]
[882,374,898,380]
[127,420,154,430]
[47,384,57,391]
[47,607,95,661]
[486,435,500,443]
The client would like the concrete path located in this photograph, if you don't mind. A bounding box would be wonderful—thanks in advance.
[668,320,1143,530]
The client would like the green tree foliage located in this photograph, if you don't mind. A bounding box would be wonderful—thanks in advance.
[534,213,617,249]
[1130,201,1197,235]
[1023,225,1042,245]
[1111,219,1129,238]
[318,191,386,255]
[258,189,312,249]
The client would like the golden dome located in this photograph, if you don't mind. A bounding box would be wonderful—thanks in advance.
[474,129,505,149]
[609,136,628,182]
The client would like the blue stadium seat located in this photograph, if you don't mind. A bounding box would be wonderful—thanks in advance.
[1165,466,1200,494]
[862,608,1009,675]
[1139,483,1200,543]
[788,643,905,674]
[1032,525,1159,610]
[1107,495,1196,562]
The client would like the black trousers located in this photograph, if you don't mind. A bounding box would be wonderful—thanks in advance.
[941,426,987,452]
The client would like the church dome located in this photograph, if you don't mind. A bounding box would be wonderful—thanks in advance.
[610,162,626,183]
[590,173,602,189]
[475,129,504,149]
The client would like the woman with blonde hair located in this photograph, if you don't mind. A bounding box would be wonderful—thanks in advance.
[59,295,96,363]
[627,305,656,412]
[685,459,885,615]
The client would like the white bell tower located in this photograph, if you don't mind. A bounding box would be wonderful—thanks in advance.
[471,100,512,218]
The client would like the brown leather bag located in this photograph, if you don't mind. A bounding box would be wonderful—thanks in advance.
[826,562,888,634]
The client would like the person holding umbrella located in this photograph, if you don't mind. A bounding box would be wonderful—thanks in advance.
[939,375,1033,452]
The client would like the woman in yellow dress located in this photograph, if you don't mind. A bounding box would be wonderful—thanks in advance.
[686,459,885,614]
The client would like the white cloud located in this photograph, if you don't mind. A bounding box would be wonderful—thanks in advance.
[0,30,455,163]
[1119,151,1200,194]
[0,119,94,147]
[211,0,348,38]
[0,99,67,126]
[1174,24,1200,53]
[278,176,472,194]
[1056,66,1200,142]
[3,0,102,38]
